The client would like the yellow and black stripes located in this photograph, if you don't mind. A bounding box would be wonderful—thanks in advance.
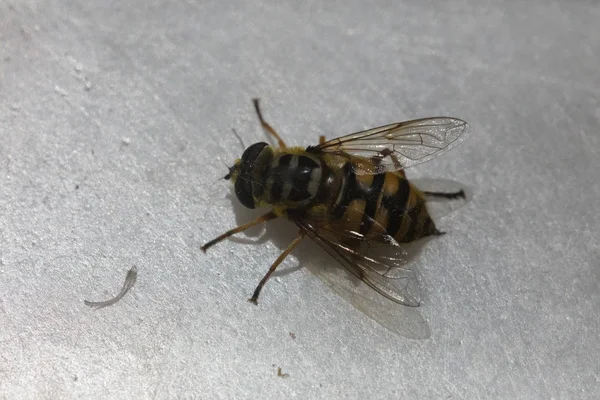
[229,142,440,245]
[331,162,437,243]
[381,176,410,238]
[361,173,386,236]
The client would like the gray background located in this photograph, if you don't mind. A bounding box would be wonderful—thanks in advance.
[1,0,599,398]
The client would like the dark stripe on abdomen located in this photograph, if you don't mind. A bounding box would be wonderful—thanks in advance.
[382,178,410,237]
[360,173,386,235]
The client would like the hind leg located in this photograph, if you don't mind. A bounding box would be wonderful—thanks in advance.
[423,190,466,200]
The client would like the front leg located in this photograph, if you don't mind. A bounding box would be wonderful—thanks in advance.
[253,98,287,149]
[201,211,278,252]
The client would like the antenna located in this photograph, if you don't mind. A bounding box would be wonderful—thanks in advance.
[230,128,246,152]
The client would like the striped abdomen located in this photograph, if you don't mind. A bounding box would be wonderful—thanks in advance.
[331,163,437,243]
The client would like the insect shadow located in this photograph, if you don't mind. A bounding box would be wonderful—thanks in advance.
[222,191,432,339]
[224,191,305,278]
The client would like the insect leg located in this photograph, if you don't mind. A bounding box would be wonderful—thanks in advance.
[253,98,287,149]
[423,190,466,200]
[201,211,278,252]
[370,148,405,171]
[248,229,305,304]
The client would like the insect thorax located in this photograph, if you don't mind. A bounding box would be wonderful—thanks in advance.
[259,152,324,208]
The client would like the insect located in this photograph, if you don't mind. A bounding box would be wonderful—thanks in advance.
[202,99,469,336]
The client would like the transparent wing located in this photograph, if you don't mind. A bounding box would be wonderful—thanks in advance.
[306,221,412,274]
[295,218,430,339]
[297,219,419,305]
[312,117,470,173]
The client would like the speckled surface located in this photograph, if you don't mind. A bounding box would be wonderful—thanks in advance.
[1,0,598,398]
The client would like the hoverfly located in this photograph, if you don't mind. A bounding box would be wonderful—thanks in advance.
[202,99,470,337]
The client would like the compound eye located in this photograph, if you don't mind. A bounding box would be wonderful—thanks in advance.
[234,142,269,209]
[241,142,268,164]
[234,176,255,209]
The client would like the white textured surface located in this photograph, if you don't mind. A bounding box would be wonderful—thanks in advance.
[1,0,599,398]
